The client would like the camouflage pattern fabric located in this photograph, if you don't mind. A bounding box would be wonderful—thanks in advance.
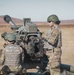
[0,44,24,74]
[45,26,62,75]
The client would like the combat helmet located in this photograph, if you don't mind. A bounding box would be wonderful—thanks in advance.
[5,33,16,41]
[47,14,60,23]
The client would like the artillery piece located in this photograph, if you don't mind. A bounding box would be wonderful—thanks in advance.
[3,15,44,62]
[3,15,74,75]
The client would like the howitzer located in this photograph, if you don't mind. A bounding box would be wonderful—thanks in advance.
[3,15,74,75]
[3,15,44,62]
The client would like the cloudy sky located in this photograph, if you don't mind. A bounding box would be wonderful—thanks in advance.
[0,0,74,21]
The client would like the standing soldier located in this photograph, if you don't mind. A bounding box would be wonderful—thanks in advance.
[44,14,62,75]
[0,33,25,75]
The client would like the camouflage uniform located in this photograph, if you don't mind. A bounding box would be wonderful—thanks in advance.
[4,44,24,71]
[44,15,62,75]
[0,33,24,75]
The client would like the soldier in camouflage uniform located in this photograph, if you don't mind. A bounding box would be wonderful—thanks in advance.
[44,14,62,75]
[0,33,25,75]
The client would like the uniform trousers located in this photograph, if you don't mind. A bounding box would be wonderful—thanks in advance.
[46,47,61,75]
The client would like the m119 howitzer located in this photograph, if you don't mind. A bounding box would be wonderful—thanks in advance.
[4,15,44,62]
[3,15,74,75]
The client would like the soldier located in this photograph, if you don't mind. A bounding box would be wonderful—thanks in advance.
[44,14,62,75]
[0,33,25,75]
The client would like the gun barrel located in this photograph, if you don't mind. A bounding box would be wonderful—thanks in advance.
[60,64,74,73]
[4,15,16,26]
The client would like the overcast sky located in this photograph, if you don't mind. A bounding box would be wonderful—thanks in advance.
[0,0,74,21]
